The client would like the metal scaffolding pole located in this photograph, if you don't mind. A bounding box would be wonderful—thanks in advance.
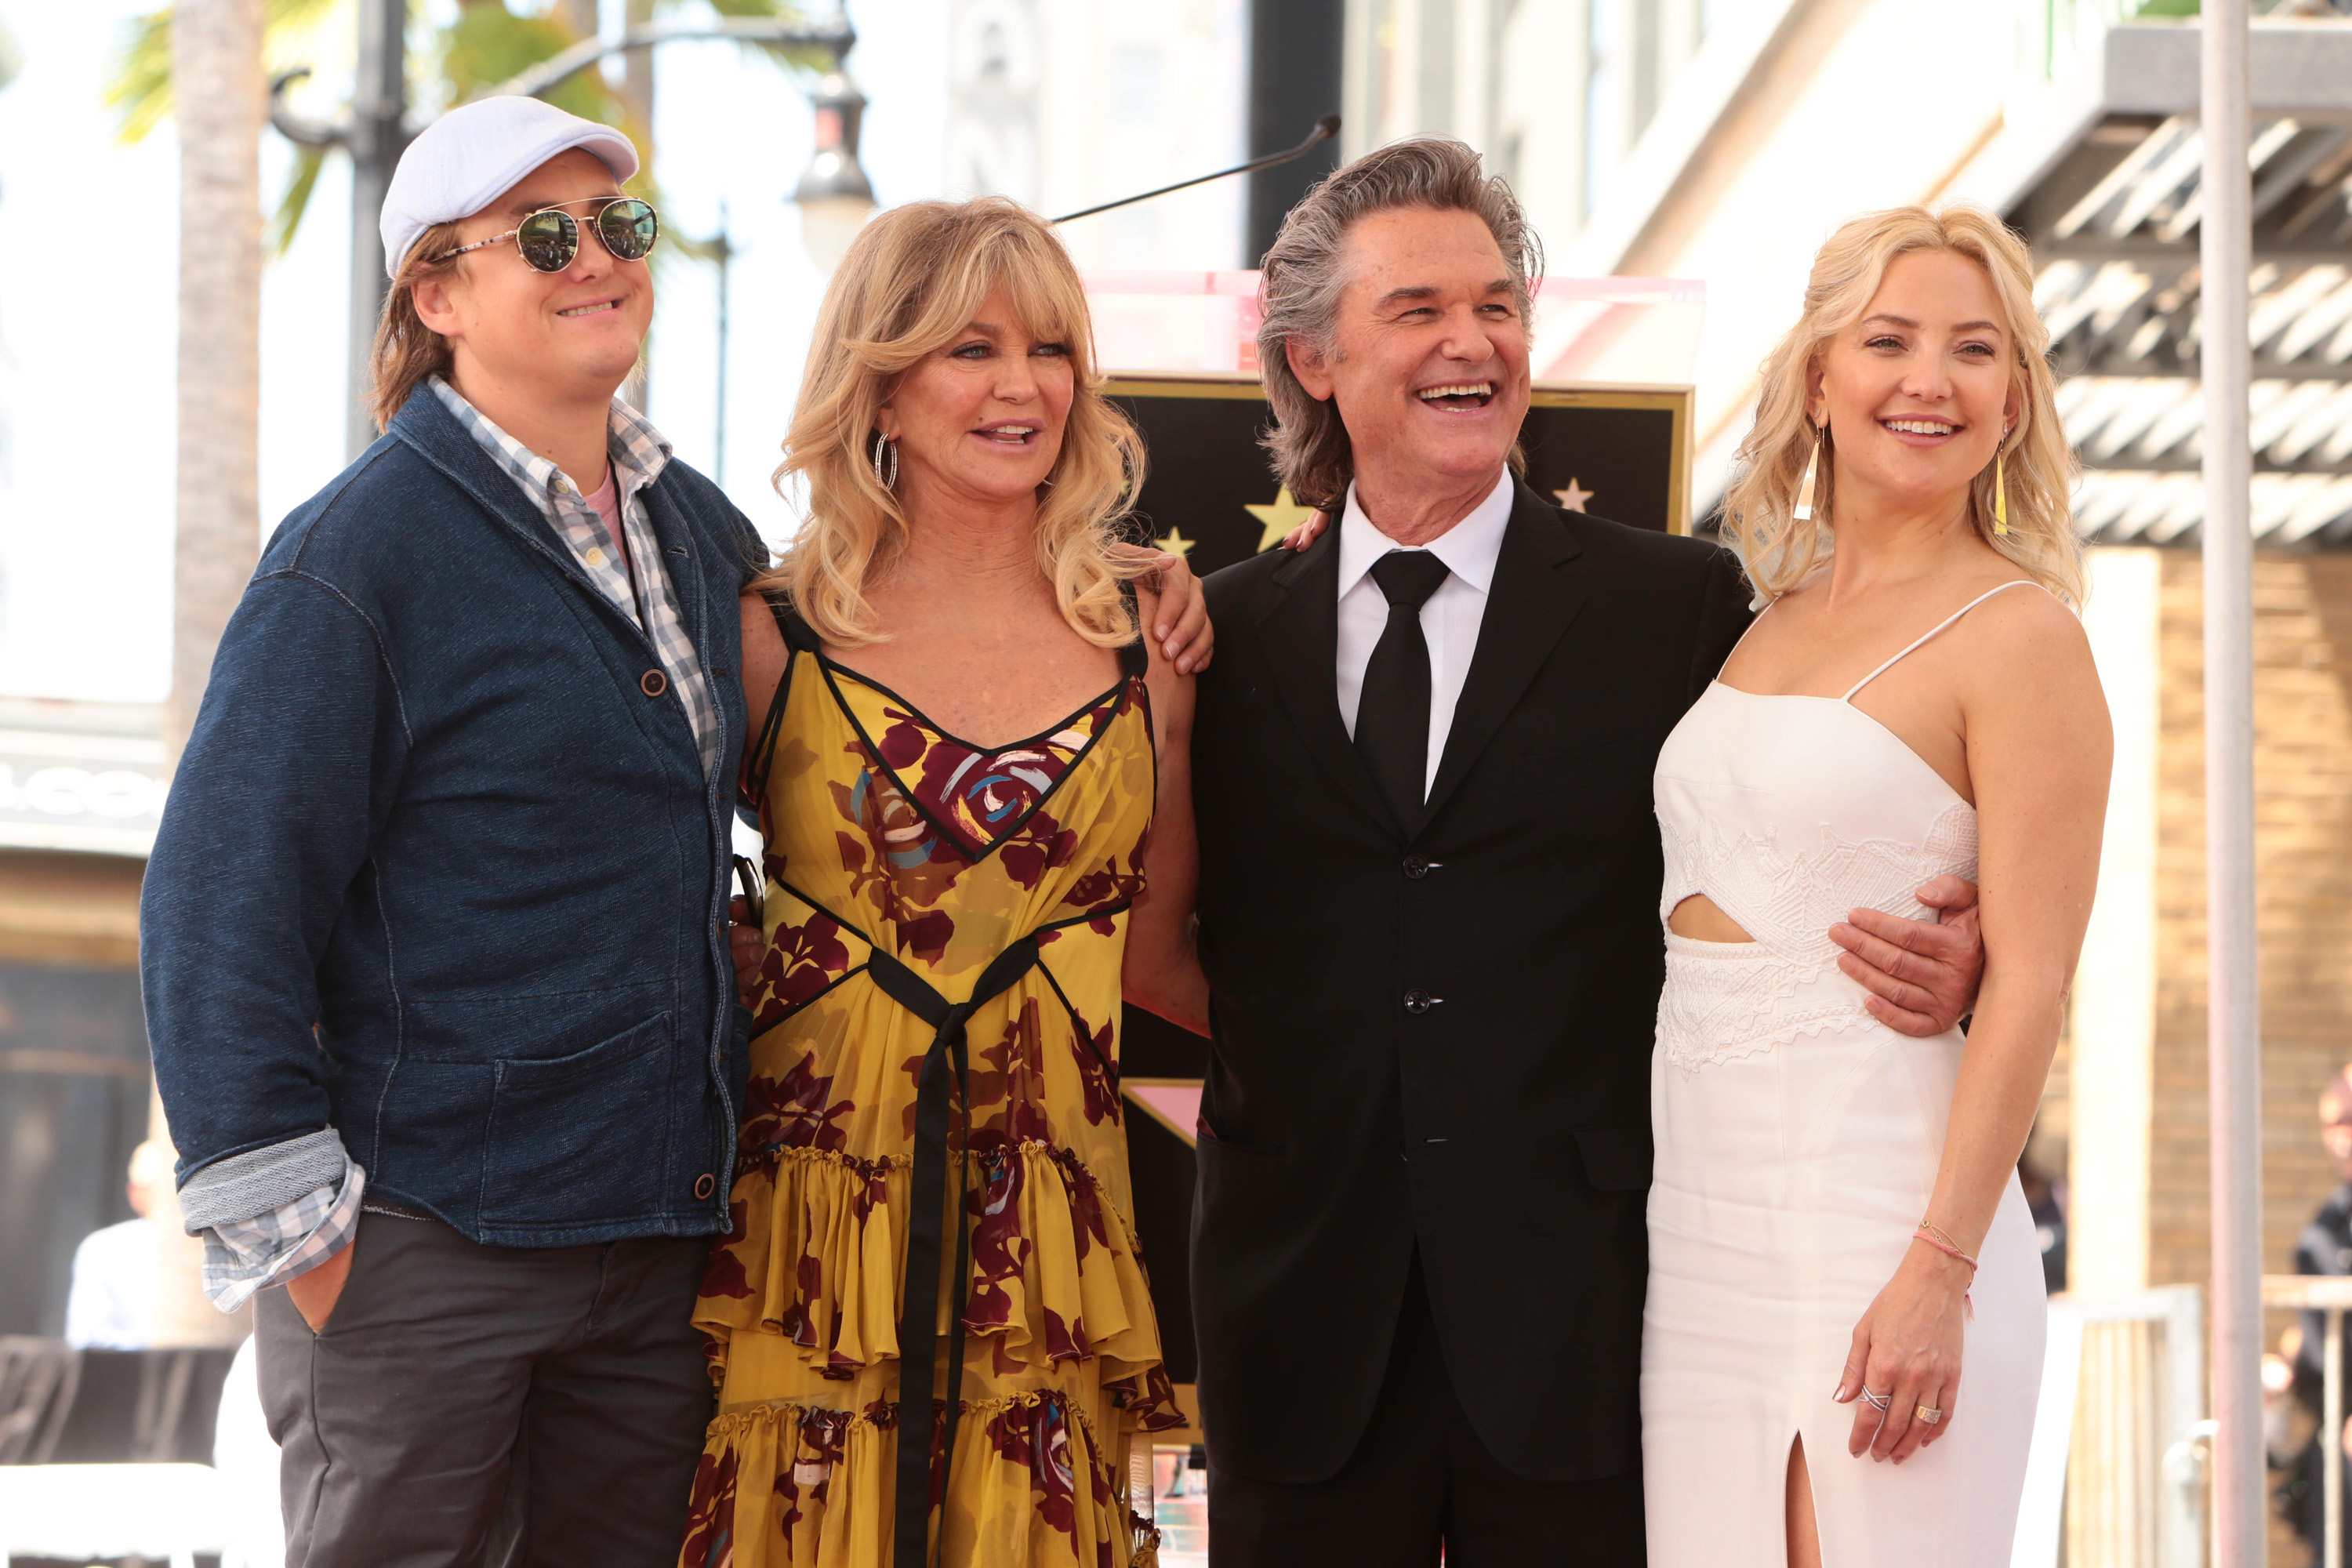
[2201,3,2263,1563]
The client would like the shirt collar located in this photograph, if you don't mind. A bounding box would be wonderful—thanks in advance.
[430,375,673,507]
[1334,468,1515,601]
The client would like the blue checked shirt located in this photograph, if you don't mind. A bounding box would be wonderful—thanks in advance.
[191,382,725,1309]
[201,1163,367,1311]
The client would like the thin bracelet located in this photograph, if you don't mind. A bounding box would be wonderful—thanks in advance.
[1915,1218,1973,1258]
[1913,1222,1980,1272]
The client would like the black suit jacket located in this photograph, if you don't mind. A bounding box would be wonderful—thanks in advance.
[1187,479,1751,1486]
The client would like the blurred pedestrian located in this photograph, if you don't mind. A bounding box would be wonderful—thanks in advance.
[61,1138,174,1350]
[143,97,764,1567]
[688,196,1210,1568]
[2274,1065,2352,1556]
[2020,1160,2068,1296]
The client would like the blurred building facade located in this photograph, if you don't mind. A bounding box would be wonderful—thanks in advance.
[944,0,1248,271]
[0,697,160,1336]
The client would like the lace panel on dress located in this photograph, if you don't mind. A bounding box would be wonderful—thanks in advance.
[1654,800,1978,1072]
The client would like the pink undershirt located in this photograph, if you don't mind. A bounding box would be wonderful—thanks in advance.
[584,464,634,586]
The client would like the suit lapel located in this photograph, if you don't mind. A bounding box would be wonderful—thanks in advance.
[1421,481,1586,827]
[1254,528,1401,836]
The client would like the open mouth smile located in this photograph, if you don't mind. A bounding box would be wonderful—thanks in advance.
[975,422,1041,446]
[1416,381,1495,412]
[1880,416,1961,442]
[557,299,622,318]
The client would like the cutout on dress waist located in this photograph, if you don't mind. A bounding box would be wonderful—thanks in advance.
[1668,894,1756,944]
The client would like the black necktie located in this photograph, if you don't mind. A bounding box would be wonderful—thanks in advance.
[1356,550,1454,829]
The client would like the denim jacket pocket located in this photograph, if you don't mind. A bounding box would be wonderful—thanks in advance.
[481,1014,675,1227]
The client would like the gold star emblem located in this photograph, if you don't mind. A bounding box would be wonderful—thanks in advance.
[1555,478,1595,512]
[1244,485,1318,553]
[1153,527,1196,557]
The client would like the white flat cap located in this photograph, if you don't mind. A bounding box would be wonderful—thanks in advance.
[380,95,640,279]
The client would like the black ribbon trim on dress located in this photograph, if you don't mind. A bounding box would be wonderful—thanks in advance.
[869,938,1040,1568]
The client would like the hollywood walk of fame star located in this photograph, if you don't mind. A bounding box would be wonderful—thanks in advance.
[1243,486,1318,554]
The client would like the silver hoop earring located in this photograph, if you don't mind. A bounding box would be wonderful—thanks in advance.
[870,432,898,488]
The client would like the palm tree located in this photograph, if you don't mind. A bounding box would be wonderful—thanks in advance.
[111,0,812,256]
[165,0,265,781]
[148,0,268,1350]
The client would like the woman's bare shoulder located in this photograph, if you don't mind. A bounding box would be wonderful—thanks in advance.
[740,590,787,647]
[740,591,791,698]
[1963,579,2091,662]
[1960,580,2104,724]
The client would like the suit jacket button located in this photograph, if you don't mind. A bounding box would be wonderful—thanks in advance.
[1403,989,1432,1015]
[641,669,670,698]
[694,1173,717,1200]
[1402,854,1429,880]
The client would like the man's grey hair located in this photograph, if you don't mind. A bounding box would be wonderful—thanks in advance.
[1256,138,1544,510]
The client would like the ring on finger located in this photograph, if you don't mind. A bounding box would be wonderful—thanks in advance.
[1915,1405,1944,1425]
[1861,1386,1891,1413]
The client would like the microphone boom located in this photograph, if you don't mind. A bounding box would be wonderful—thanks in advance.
[1051,115,1341,226]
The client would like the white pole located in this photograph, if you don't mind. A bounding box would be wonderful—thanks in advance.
[2201,2,2262,1564]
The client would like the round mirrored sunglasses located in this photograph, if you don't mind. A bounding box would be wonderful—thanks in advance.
[439,198,661,273]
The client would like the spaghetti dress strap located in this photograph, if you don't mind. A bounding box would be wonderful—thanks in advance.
[1841,580,2042,702]
[1716,599,1777,671]
[744,593,818,804]
[1117,579,1149,681]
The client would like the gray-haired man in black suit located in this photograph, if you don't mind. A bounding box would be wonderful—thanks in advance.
[1124,138,1984,1567]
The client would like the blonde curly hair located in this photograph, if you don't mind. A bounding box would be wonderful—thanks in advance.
[753,197,1148,648]
[1723,204,2084,607]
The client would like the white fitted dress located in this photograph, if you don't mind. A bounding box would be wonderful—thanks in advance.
[1641,584,2046,1568]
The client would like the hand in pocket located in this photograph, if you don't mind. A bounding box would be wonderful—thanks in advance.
[285,1236,357,1332]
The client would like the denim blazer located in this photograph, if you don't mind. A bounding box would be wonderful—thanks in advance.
[143,390,763,1247]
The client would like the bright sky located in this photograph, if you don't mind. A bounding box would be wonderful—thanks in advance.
[0,0,953,704]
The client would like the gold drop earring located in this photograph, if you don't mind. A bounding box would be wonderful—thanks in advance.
[1993,424,2012,535]
[1794,419,1824,522]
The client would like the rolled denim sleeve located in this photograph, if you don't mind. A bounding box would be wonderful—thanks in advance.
[142,569,405,1187]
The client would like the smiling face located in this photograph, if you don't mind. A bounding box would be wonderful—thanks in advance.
[875,283,1075,514]
[1809,249,2020,521]
[1287,205,1532,507]
[412,148,653,408]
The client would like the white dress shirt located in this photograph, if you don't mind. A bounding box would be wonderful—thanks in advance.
[1334,470,1515,794]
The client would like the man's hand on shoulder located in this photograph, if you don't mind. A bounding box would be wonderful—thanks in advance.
[1829,875,1984,1036]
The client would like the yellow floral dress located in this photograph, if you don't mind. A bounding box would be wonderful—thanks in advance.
[682,601,1181,1568]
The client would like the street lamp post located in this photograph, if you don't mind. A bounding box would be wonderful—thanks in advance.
[2201,3,2262,1564]
[793,64,877,274]
[270,7,875,460]
[269,0,408,460]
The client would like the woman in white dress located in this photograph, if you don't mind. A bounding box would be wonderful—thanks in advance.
[1641,205,2110,1568]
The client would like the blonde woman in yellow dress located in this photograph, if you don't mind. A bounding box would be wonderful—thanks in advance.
[681,198,1206,1568]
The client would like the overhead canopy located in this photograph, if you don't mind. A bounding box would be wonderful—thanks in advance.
[1990,21,2352,545]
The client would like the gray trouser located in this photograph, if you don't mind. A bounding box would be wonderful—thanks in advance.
[255,1210,713,1568]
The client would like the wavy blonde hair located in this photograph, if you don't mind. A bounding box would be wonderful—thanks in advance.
[1723,205,2084,606]
[754,198,1147,648]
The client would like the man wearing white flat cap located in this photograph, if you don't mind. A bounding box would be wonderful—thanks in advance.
[143,96,764,1565]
